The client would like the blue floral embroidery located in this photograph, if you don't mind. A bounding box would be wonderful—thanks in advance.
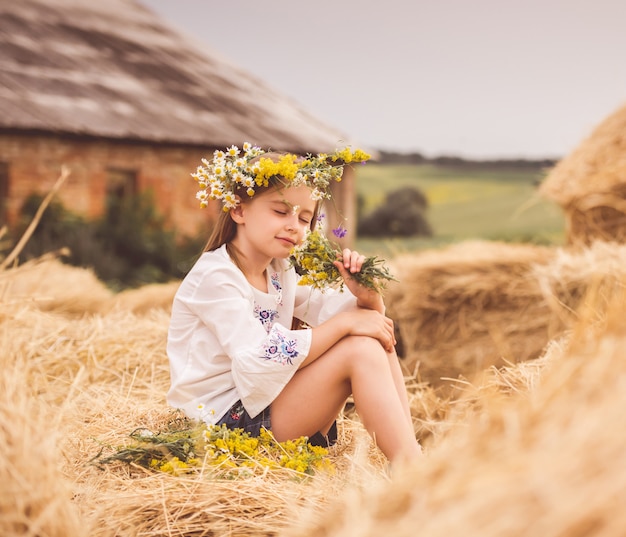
[263,329,299,365]
[254,304,278,333]
[270,272,283,305]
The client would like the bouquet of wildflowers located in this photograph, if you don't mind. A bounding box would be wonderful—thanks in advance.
[93,419,333,477]
[290,221,396,294]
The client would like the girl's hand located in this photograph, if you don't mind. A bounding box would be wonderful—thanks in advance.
[341,309,397,353]
[334,249,385,313]
[338,248,365,274]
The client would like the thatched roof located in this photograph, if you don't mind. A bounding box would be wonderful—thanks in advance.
[540,102,626,206]
[0,0,348,153]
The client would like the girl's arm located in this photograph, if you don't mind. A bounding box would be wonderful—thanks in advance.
[299,307,395,368]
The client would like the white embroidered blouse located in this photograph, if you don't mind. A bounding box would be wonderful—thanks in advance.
[166,244,357,423]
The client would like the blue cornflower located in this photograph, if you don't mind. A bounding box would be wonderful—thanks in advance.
[332,225,348,239]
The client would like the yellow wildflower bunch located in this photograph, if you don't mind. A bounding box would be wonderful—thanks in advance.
[269,430,334,473]
[192,142,370,211]
[93,419,333,478]
[254,154,300,186]
[290,222,397,294]
[331,147,371,164]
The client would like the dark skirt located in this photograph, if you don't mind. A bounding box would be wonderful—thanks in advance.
[216,400,337,447]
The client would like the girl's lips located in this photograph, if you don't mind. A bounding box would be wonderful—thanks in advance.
[277,237,296,246]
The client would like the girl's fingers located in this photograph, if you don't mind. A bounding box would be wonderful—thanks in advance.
[334,260,352,280]
[342,248,353,270]
[342,249,365,273]
[376,316,395,352]
[385,317,397,346]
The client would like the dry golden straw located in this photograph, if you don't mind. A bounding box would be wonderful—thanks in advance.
[290,274,626,537]
[386,240,559,392]
[3,237,626,536]
[4,154,626,535]
[540,102,626,245]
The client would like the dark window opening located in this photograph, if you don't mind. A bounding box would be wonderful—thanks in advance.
[106,168,137,200]
[0,162,9,227]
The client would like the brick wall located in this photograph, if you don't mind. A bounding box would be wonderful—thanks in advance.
[0,132,355,246]
[0,133,217,238]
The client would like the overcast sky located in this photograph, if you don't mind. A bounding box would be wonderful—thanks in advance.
[139,0,626,159]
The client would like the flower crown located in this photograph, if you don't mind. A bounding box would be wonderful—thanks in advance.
[192,142,371,211]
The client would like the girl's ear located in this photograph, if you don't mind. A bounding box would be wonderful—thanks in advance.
[229,197,244,223]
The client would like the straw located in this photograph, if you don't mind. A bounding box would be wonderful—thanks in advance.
[4,234,626,535]
[539,102,626,245]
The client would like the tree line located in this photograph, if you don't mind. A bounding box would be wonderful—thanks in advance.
[376,150,556,170]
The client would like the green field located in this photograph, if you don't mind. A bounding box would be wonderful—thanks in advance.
[353,163,565,256]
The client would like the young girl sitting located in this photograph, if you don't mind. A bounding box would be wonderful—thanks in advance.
[166,143,421,463]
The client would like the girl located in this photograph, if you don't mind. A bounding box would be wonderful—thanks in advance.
[167,144,421,463]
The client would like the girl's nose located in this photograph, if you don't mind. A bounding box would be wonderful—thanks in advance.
[286,215,298,232]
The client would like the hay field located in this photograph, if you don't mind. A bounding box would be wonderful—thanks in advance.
[3,233,626,536]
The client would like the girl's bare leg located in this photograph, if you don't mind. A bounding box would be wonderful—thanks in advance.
[387,350,414,428]
[271,336,421,462]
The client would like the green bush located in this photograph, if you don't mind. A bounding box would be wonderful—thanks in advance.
[358,186,433,238]
[13,192,205,290]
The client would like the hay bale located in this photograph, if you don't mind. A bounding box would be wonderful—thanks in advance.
[0,281,388,537]
[539,102,626,245]
[289,276,626,537]
[387,240,626,392]
[0,326,86,536]
[6,242,626,536]
[531,240,626,314]
[0,257,113,315]
[107,281,179,314]
[386,240,560,390]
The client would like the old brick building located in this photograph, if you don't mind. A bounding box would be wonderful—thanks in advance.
[0,0,358,241]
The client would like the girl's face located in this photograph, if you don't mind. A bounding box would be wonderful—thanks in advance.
[230,185,317,261]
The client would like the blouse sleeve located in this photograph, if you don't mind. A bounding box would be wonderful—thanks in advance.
[181,260,311,418]
[293,279,358,327]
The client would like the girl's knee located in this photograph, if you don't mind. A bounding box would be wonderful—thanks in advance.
[340,335,389,367]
